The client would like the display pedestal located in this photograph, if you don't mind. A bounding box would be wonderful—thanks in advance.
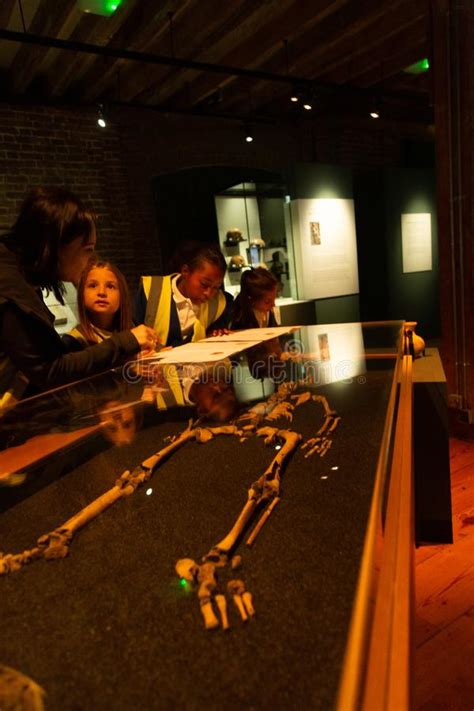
[413,347,453,543]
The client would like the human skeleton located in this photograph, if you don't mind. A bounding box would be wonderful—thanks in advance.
[0,382,340,634]
[174,381,340,631]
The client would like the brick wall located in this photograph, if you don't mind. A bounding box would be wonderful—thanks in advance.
[0,101,421,292]
[0,103,140,284]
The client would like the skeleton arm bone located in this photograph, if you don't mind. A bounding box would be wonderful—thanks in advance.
[204,428,301,565]
[0,426,241,576]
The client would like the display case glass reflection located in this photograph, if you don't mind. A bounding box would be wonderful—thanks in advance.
[0,322,403,711]
[215,181,298,300]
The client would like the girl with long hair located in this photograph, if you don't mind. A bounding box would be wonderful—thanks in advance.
[0,187,158,407]
[230,267,279,330]
[67,258,134,346]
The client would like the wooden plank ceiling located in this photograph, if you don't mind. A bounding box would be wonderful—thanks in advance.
[0,0,433,125]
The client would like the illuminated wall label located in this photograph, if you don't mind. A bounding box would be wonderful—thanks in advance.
[401,213,432,273]
[291,198,360,299]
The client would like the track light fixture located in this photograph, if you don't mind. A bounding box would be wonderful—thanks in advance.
[289,82,308,105]
[290,82,315,111]
[244,124,254,143]
[369,97,380,119]
[97,104,106,128]
[290,84,300,103]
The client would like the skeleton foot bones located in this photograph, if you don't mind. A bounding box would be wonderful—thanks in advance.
[175,386,340,631]
[176,425,301,630]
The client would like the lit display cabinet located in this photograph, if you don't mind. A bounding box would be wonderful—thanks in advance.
[0,323,446,710]
[214,181,298,302]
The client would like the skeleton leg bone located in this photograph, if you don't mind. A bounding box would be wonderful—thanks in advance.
[246,497,280,547]
[204,428,301,565]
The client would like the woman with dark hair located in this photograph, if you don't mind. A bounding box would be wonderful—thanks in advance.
[0,187,158,408]
[230,267,279,330]
[134,240,232,347]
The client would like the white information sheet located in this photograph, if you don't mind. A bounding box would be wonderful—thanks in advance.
[140,341,248,364]
[291,198,359,299]
[401,213,432,273]
[203,326,300,343]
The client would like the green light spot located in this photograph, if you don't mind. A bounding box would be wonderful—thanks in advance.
[404,58,430,75]
[105,0,122,13]
[180,578,187,588]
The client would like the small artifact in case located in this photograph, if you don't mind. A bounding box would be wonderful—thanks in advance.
[228,255,247,272]
[224,228,245,246]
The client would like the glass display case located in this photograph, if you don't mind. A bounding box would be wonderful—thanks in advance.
[1,322,417,711]
[214,181,298,301]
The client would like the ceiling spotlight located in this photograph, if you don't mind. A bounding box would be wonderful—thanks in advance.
[243,123,254,143]
[290,86,300,103]
[404,57,430,75]
[78,0,122,16]
[290,82,308,105]
[303,102,312,111]
[369,97,381,119]
[97,104,106,128]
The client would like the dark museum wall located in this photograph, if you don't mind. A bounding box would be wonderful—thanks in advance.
[0,102,435,322]
[0,103,144,285]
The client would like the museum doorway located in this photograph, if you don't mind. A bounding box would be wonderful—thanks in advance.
[151,166,284,271]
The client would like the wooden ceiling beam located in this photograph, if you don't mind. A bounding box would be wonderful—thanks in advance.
[215,31,429,119]
[220,5,427,117]
[10,0,79,94]
[315,16,428,84]
[80,0,192,102]
[381,72,431,94]
[131,0,350,107]
[177,0,424,115]
[115,0,302,104]
[47,14,108,97]
[288,0,427,80]
[162,0,417,111]
[345,40,430,89]
[0,0,16,28]
[48,0,140,98]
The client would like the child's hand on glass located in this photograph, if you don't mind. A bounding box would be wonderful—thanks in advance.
[131,324,160,354]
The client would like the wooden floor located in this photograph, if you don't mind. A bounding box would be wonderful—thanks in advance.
[415,437,474,711]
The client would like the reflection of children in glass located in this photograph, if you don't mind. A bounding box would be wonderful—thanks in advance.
[231,267,279,330]
[97,401,141,446]
[66,259,134,346]
[138,360,238,423]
